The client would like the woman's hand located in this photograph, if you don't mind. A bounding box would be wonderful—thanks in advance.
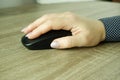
[21,12,105,49]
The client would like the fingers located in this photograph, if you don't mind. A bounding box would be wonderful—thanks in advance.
[50,35,82,49]
[21,13,76,39]
[21,15,48,34]
[26,21,52,39]
[25,20,69,39]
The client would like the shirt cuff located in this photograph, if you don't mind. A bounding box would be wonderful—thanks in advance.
[99,16,120,41]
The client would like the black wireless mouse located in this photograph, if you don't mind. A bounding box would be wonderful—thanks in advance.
[21,30,72,50]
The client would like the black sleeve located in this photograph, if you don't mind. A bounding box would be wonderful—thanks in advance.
[99,16,120,41]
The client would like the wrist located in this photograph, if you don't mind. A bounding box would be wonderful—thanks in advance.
[98,20,106,41]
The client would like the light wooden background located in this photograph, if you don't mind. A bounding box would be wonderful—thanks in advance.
[0,1,120,80]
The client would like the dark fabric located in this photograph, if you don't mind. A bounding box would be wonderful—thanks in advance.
[100,16,120,41]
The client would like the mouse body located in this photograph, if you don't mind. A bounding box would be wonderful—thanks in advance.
[21,30,72,50]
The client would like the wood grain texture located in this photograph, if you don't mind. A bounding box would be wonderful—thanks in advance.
[0,1,120,80]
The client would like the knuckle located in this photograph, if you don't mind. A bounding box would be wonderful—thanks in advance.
[39,14,49,20]
[46,20,53,26]
[63,12,77,21]
[28,23,35,28]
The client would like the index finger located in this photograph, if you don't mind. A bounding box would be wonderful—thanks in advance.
[26,21,52,39]
[22,15,48,34]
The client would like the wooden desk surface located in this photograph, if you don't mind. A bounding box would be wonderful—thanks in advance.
[0,1,120,80]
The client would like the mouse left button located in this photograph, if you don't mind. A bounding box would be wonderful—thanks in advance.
[21,35,33,50]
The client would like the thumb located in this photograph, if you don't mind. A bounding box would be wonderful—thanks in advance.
[50,36,79,49]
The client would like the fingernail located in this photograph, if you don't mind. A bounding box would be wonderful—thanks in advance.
[50,41,60,48]
[21,28,26,32]
[25,32,31,37]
